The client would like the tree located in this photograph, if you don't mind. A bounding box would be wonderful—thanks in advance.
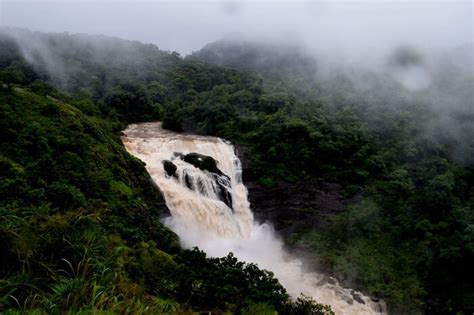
[0,68,23,91]
[29,80,54,96]
[103,82,153,121]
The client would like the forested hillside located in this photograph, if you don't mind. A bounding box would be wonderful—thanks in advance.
[0,29,330,314]
[1,29,473,314]
[193,40,474,313]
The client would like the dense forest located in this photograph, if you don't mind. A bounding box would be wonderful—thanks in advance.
[0,28,473,314]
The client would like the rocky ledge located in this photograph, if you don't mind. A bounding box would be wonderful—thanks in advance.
[163,153,233,210]
[235,145,363,238]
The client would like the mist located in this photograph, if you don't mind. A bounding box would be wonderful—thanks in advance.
[1,1,471,56]
[2,0,471,93]
[2,0,471,94]
[1,0,473,165]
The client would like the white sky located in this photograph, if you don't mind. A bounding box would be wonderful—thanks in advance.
[1,0,472,55]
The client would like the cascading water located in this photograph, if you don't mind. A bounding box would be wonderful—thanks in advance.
[122,122,387,315]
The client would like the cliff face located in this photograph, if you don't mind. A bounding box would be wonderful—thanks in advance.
[236,145,362,238]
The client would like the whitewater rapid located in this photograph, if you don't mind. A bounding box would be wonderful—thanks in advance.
[122,122,386,315]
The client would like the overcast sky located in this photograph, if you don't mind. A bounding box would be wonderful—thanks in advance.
[0,0,472,56]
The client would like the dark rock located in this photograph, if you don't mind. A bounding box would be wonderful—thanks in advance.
[371,297,380,303]
[179,169,199,191]
[334,272,347,283]
[327,277,337,285]
[177,161,234,210]
[234,145,256,182]
[184,172,193,190]
[214,174,233,209]
[163,160,177,177]
[352,292,366,304]
[316,275,329,286]
[182,153,221,175]
[235,144,365,240]
[180,153,233,209]
[341,294,353,305]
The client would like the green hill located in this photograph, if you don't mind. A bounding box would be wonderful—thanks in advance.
[1,29,473,313]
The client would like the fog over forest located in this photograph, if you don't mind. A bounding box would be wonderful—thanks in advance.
[2,0,473,163]
[0,1,473,314]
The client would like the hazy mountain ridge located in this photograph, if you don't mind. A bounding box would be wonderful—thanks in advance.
[192,38,474,166]
[191,39,318,80]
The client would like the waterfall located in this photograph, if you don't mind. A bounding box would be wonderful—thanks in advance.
[122,122,386,315]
